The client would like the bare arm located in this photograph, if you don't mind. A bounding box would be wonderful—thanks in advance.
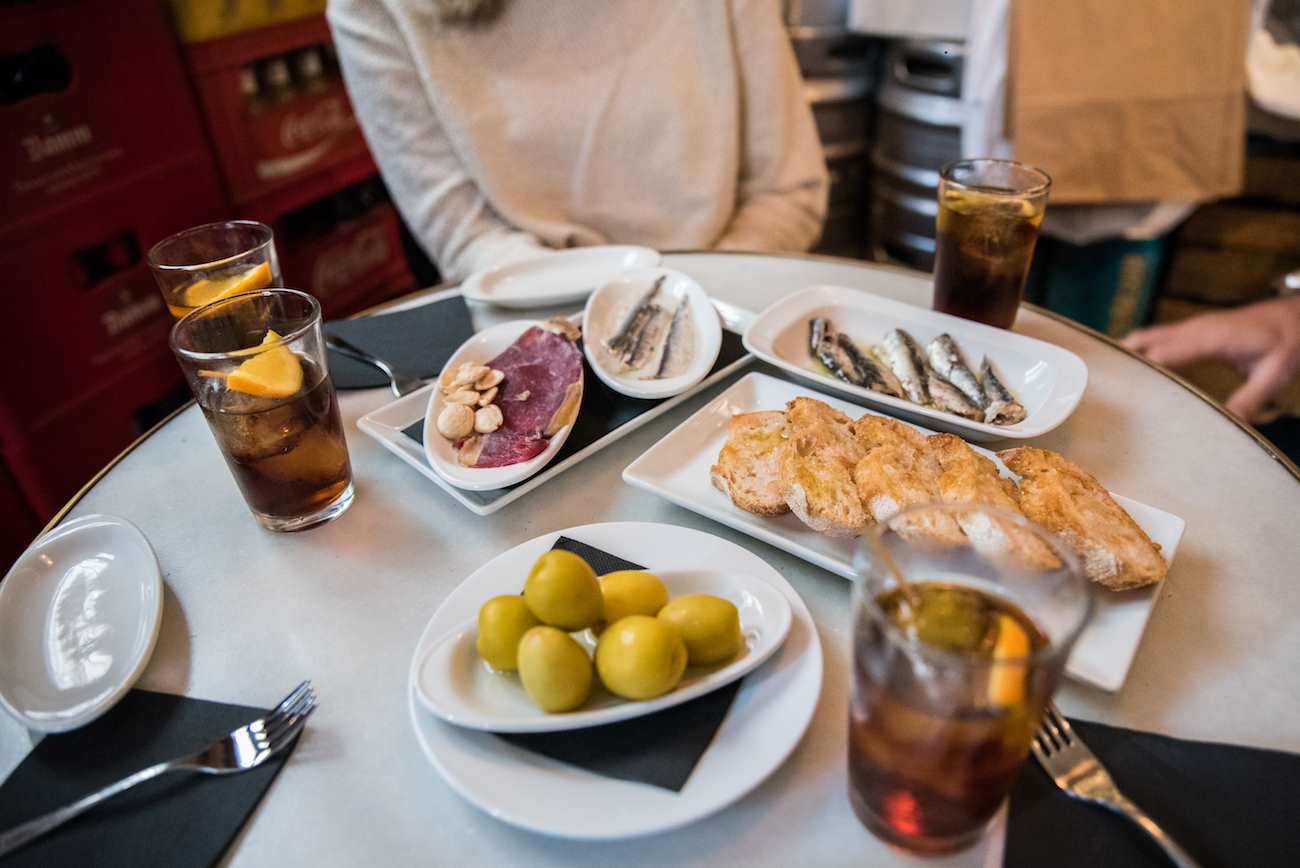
[715,0,830,252]
[328,0,547,281]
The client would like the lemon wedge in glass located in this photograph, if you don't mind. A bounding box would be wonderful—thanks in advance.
[987,614,1030,707]
[225,330,303,398]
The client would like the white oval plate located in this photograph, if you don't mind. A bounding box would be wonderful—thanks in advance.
[406,522,823,840]
[423,320,581,491]
[460,246,661,309]
[0,514,163,732]
[414,568,791,733]
[581,267,723,400]
[742,284,1089,442]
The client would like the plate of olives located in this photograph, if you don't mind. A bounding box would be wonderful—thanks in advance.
[414,549,792,733]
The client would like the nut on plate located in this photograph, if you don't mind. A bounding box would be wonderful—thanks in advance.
[478,387,498,406]
[474,404,504,434]
[475,368,504,390]
[451,363,490,390]
[436,403,475,439]
[446,389,480,405]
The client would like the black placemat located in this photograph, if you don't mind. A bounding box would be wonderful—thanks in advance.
[0,689,302,868]
[1005,718,1300,868]
[401,329,748,509]
[494,537,741,792]
[325,294,475,389]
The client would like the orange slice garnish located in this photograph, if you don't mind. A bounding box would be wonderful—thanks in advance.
[224,329,303,398]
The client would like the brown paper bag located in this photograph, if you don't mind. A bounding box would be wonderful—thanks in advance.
[1009,0,1250,203]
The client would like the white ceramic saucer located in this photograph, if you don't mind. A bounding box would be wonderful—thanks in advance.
[461,246,661,309]
[0,515,163,732]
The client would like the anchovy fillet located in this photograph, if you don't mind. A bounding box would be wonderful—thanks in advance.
[926,334,988,410]
[653,299,691,379]
[926,370,983,420]
[809,317,904,397]
[979,357,1027,425]
[605,276,665,367]
[877,328,930,405]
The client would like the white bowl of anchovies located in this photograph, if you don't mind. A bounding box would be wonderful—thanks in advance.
[582,267,723,400]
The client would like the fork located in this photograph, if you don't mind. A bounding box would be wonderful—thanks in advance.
[325,333,425,397]
[0,681,317,859]
[1032,704,1200,868]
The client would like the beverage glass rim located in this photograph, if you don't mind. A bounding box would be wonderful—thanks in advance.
[855,502,1092,667]
[939,158,1052,198]
[147,219,275,273]
[170,287,320,363]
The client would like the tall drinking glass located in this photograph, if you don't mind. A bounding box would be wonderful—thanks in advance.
[170,289,353,532]
[931,159,1050,329]
[148,220,282,319]
[848,503,1091,854]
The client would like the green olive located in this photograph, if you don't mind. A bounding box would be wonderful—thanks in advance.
[475,595,542,671]
[657,594,742,665]
[516,626,593,713]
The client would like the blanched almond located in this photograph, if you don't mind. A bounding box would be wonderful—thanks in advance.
[436,403,474,439]
[446,389,480,405]
[477,387,498,406]
[475,368,504,390]
[451,363,490,389]
[474,404,503,433]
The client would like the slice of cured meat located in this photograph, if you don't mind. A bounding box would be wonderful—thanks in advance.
[459,323,583,468]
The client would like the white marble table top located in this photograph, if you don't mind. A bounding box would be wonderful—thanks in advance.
[4,253,1299,868]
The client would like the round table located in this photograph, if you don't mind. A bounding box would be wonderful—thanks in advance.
[4,253,1299,867]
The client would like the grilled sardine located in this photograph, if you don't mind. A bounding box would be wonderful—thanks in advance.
[926,334,988,410]
[877,328,930,405]
[980,357,1027,425]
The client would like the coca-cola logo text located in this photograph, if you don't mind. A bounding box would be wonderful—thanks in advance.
[279,97,353,151]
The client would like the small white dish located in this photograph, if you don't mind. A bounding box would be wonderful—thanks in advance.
[423,320,581,492]
[415,568,792,733]
[460,246,661,309]
[622,372,1186,693]
[407,522,822,840]
[0,514,163,732]
[743,284,1089,442]
[582,267,723,400]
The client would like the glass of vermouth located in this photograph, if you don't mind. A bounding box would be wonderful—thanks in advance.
[170,288,354,532]
[148,220,282,319]
[932,159,1051,329]
[848,503,1091,854]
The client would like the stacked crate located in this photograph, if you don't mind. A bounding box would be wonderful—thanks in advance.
[0,0,228,539]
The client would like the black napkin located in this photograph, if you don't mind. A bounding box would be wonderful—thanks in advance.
[1005,717,1300,868]
[494,537,741,792]
[325,294,475,389]
[401,330,748,509]
[0,689,301,868]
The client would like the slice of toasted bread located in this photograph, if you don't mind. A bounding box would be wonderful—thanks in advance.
[929,434,1059,569]
[1000,447,1167,590]
[853,441,967,546]
[710,411,790,516]
[852,413,928,452]
[778,398,868,536]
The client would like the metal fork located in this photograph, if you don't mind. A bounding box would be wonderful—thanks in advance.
[0,681,317,859]
[1032,704,1199,868]
[325,333,425,397]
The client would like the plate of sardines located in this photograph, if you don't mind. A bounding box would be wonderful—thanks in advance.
[742,284,1088,442]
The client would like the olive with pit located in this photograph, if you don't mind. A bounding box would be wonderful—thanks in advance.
[599,570,669,624]
[516,626,593,712]
[595,615,688,700]
[523,550,602,630]
[657,594,742,665]
[475,595,541,671]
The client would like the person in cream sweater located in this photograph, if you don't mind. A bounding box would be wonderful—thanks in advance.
[327,0,830,282]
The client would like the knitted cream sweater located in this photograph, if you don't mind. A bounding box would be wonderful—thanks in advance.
[328,0,829,281]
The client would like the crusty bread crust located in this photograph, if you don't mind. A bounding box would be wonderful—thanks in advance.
[710,411,790,516]
[1000,447,1167,590]
[853,441,966,546]
[779,398,869,536]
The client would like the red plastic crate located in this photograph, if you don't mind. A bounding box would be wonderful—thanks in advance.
[0,0,213,233]
[185,16,372,205]
[0,154,226,442]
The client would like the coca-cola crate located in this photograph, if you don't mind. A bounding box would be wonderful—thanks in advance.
[2,349,189,521]
[272,181,413,317]
[185,16,372,205]
[0,154,226,442]
[0,0,212,233]
[0,458,39,572]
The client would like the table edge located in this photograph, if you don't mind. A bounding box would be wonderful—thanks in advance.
[34,250,1300,540]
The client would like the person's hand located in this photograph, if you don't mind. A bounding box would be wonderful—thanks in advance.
[1122,295,1300,421]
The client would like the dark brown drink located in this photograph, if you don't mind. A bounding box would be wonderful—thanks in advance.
[199,359,353,528]
[931,160,1050,329]
[849,582,1049,853]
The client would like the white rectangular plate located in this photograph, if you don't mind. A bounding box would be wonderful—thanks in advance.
[358,355,752,517]
[622,371,1185,692]
[742,284,1089,442]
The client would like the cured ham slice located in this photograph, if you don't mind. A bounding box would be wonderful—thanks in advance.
[457,323,583,468]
